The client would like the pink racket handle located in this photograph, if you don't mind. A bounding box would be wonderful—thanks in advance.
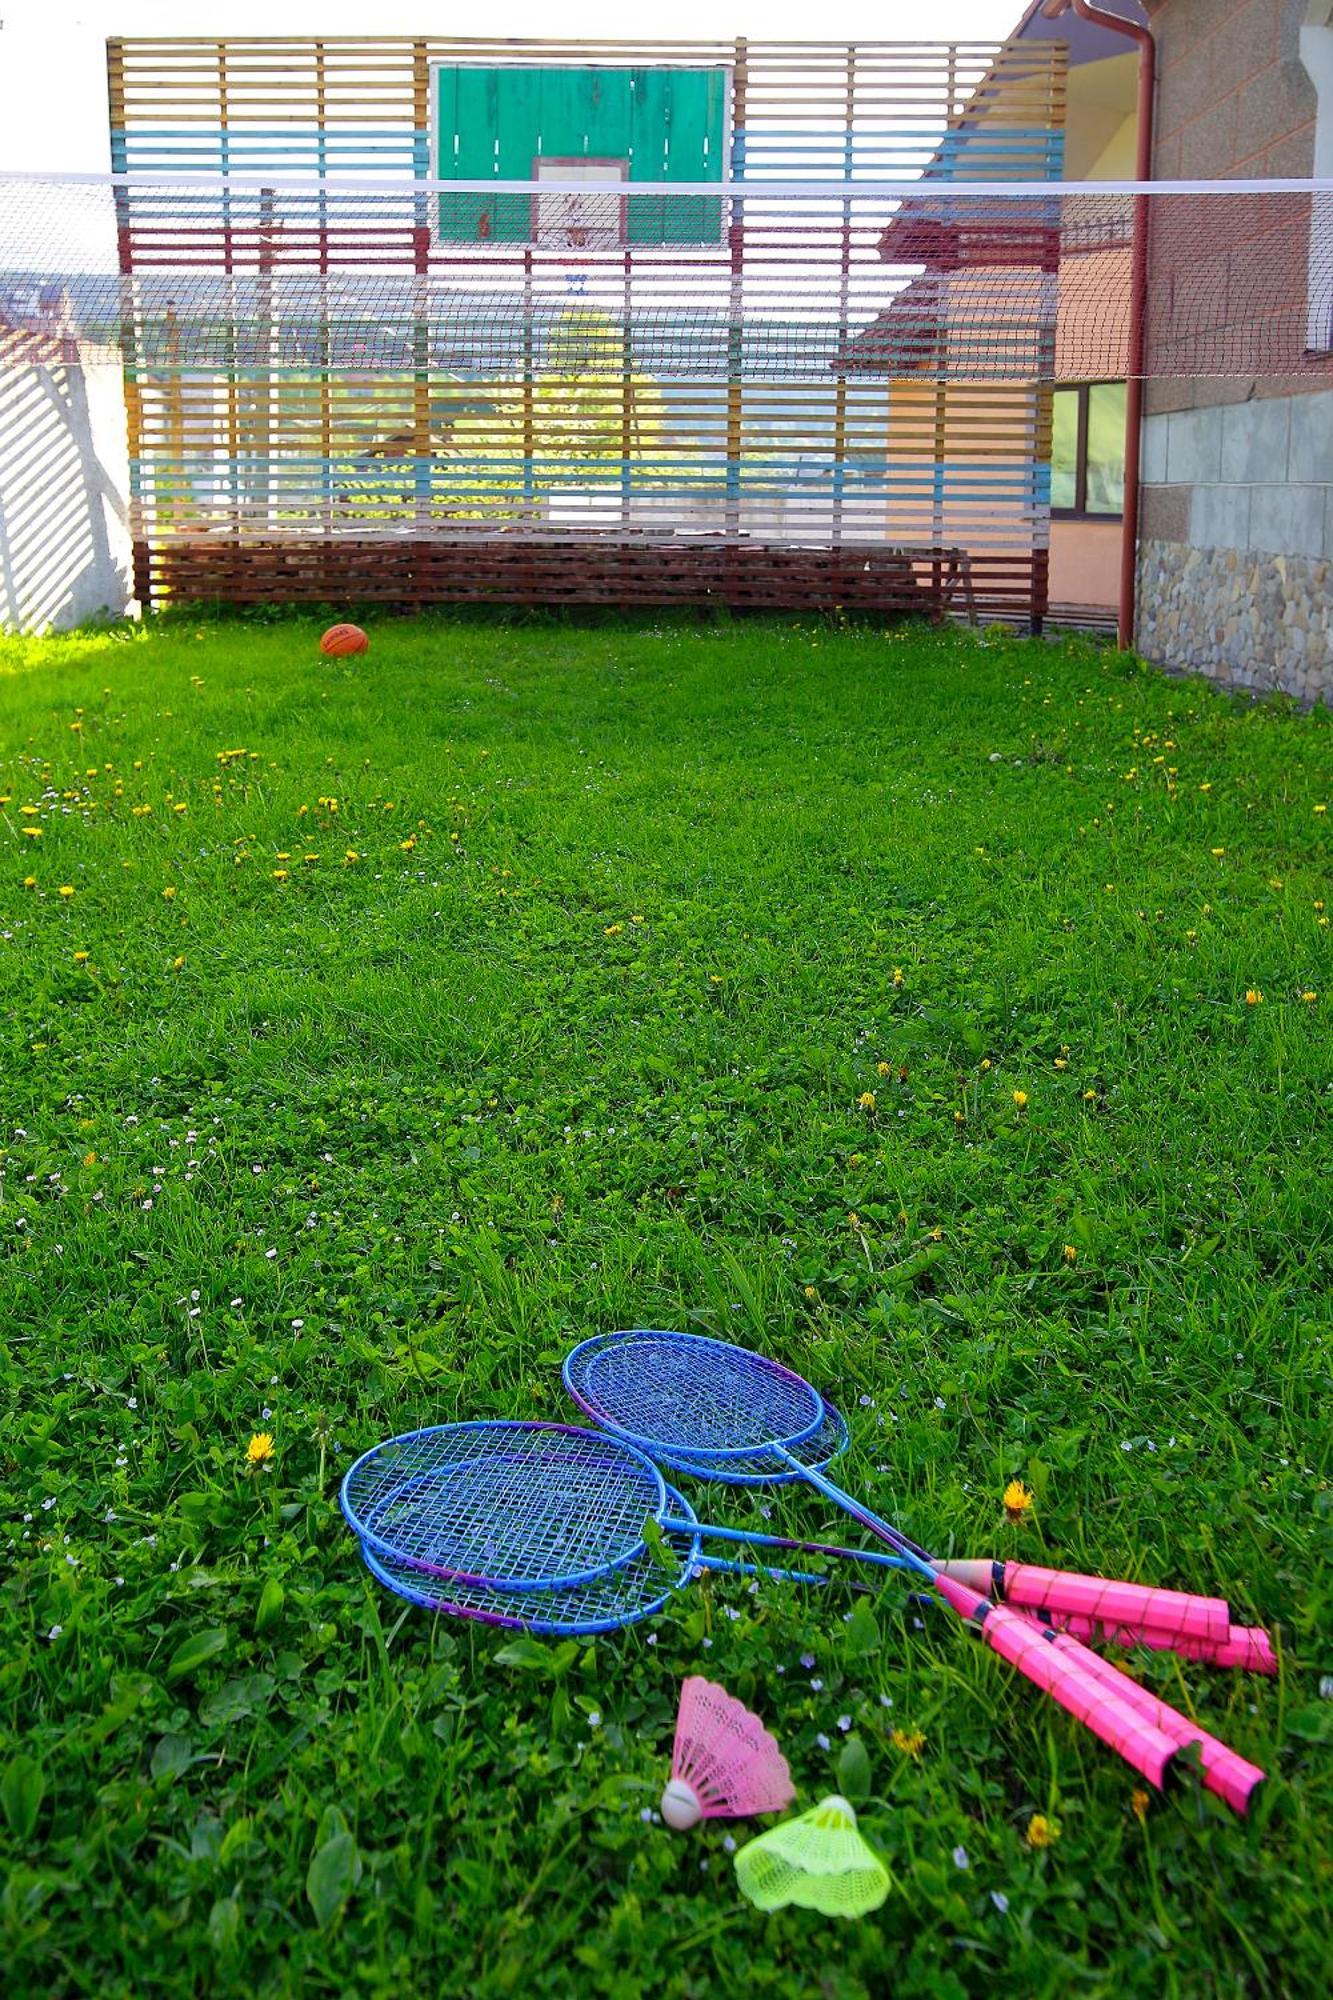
[939,1560,1231,1645]
[934,1575,1177,1789]
[1039,1609,1278,1676]
[1039,1627,1266,1816]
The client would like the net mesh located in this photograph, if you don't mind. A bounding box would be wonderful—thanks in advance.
[565,1329,824,1457]
[661,1401,850,1487]
[5,169,1330,622]
[340,1420,664,1590]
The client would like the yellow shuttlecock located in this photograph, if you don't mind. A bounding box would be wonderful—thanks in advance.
[733,1794,890,1918]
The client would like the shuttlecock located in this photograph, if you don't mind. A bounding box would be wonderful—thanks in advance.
[734,1795,891,1918]
[660,1676,794,1830]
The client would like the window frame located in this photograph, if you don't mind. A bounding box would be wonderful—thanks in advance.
[1050,380,1125,522]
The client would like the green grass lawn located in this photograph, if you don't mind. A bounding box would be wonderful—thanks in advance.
[1,611,1329,1998]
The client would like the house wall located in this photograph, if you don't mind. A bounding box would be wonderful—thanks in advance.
[1051,518,1121,605]
[0,335,133,633]
[1138,0,1333,697]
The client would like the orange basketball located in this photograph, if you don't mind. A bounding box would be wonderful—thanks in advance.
[319,623,369,657]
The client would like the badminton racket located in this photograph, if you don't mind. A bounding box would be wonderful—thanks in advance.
[340,1419,918,1595]
[1021,1607,1277,1676]
[562,1330,1247,1789]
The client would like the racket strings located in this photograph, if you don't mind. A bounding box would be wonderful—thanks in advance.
[360,1485,704,1635]
[571,1331,822,1456]
[343,1422,664,1589]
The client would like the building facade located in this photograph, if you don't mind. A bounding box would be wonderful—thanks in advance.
[1137,0,1333,697]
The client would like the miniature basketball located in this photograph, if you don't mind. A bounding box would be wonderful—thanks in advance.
[320,623,369,657]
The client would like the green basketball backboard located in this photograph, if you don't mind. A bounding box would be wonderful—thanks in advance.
[430,64,732,246]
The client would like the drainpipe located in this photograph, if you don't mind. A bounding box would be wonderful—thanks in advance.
[1041,0,1156,650]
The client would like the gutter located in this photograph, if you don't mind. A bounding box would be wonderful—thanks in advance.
[1040,0,1156,651]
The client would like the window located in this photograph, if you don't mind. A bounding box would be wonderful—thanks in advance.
[1051,382,1126,518]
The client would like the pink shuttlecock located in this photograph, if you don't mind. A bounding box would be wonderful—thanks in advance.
[660,1676,795,1831]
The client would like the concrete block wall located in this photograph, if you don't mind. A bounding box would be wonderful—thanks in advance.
[1138,390,1333,698]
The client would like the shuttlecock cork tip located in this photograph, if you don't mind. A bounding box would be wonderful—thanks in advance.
[661,1778,703,1831]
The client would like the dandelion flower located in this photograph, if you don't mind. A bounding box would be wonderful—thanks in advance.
[344,851,359,864]
[876,1061,892,1077]
[246,1432,274,1466]
[1003,1479,1034,1522]
[953,1109,965,1125]
[604,923,624,936]
[803,1284,818,1302]
[1131,1788,1150,1825]
[857,1091,876,1111]
[162,886,176,901]
[1316,805,1327,816]
[272,869,289,882]
[1053,1057,1068,1070]
[892,967,904,987]
[1012,1089,1028,1109]
[1210,847,1225,858]
[1245,989,1263,1006]
[83,1151,97,1167]
[891,1728,926,1759]
[1025,1814,1059,1849]
[58,885,74,899]
[73,950,89,964]
[172,955,185,971]
[23,827,42,839]
[1062,1244,1078,1265]
[22,876,36,889]
[1301,990,1317,1003]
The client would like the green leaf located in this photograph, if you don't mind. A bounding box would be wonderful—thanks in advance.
[208,1896,241,1953]
[844,1597,882,1658]
[641,1513,680,1576]
[493,1636,556,1674]
[165,1627,229,1682]
[255,1576,285,1635]
[150,1734,194,1784]
[306,1829,361,1930]
[219,1815,257,1866]
[836,1734,873,1805]
[0,1754,45,1841]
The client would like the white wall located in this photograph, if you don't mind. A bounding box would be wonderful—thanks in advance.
[0,338,133,631]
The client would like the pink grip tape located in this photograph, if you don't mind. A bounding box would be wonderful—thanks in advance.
[934,1579,1178,1789]
[1000,1562,1231,1645]
[1043,1610,1278,1676]
[1043,1630,1266,1816]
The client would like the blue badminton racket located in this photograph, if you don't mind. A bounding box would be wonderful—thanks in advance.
[560,1329,1218,1786]
[340,1419,914,1595]
[357,1483,845,1635]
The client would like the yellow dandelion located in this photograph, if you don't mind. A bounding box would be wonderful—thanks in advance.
[172,956,185,971]
[19,804,39,816]
[1082,1088,1098,1102]
[1025,1814,1059,1849]
[23,827,41,839]
[1053,1057,1068,1070]
[1062,1244,1078,1265]
[173,803,187,815]
[803,1284,818,1302]
[344,850,359,864]
[876,1060,892,1078]
[82,1150,97,1167]
[857,1091,877,1112]
[892,967,904,987]
[58,885,75,899]
[1315,804,1327,816]
[162,886,176,901]
[1245,989,1263,1006]
[891,1728,926,1759]
[1301,990,1317,1003]
[22,875,36,889]
[604,923,624,936]
[848,1211,861,1229]
[953,1109,965,1125]
[979,1058,992,1072]
[1211,847,1225,858]
[1131,1788,1150,1825]
[1012,1089,1028,1109]
[73,950,90,964]
[272,869,289,882]
[1316,901,1326,913]
[1003,1478,1034,1521]
[246,1432,274,1466]
[400,836,416,851]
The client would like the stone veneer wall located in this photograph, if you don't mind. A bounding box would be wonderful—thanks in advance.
[1135,389,1333,701]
